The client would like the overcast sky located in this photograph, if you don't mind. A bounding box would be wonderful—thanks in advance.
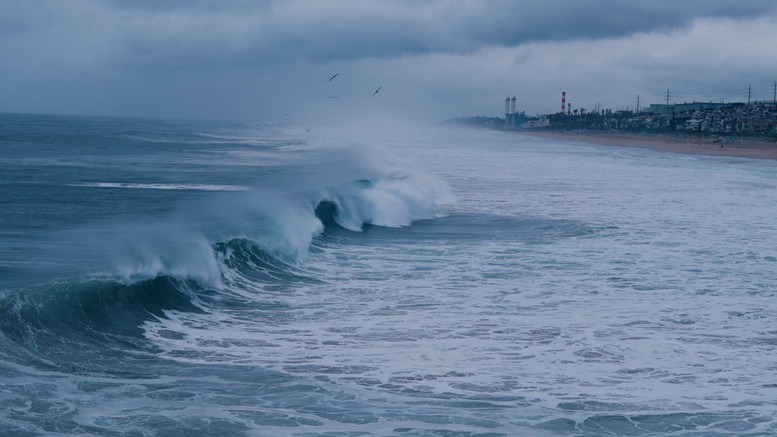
[2,0,777,123]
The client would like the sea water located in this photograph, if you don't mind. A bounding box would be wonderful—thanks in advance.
[1,113,776,436]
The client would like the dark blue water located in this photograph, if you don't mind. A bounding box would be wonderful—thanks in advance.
[2,113,777,436]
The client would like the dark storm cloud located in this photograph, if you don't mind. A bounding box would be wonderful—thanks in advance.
[98,0,777,66]
[5,0,773,68]
[0,0,777,70]
[458,0,777,46]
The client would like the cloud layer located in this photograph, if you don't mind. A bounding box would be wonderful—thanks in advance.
[2,0,777,121]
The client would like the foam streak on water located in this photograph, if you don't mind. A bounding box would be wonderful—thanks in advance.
[143,128,777,435]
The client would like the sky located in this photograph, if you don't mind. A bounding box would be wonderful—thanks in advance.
[2,0,777,123]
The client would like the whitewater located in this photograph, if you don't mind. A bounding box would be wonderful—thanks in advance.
[1,113,777,436]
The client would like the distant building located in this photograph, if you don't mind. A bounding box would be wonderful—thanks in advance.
[495,97,776,136]
[521,118,549,129]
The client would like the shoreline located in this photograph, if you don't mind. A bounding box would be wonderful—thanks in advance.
[522,130,777,160]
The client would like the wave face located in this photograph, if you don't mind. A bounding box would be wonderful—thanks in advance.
[4,114,777,436]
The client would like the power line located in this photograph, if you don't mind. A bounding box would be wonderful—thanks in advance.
[661,84,777,104]
[643,83,775,109]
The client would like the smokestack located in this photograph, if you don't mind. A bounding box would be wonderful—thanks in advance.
[561,91,566,114]
[510,96,516,114]
[505,97,510,115]
[568,103,571,115]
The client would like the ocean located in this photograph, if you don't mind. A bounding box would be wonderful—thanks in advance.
[1,112,776,436]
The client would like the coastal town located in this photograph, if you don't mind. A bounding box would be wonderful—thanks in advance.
[523,100,777,137]
[455,94,777,141]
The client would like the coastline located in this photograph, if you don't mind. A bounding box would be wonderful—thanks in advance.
[523,130,777,160]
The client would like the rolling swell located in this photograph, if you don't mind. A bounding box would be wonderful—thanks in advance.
[0,237,322,374]
[0,276,202,373]
[1,162,452,375]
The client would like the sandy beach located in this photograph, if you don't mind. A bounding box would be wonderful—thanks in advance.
[525,130,777,160]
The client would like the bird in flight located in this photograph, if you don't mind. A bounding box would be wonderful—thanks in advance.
[372,86,383,97]
[329,73,340,82]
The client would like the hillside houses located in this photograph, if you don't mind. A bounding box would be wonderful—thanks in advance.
[535,101,777,136]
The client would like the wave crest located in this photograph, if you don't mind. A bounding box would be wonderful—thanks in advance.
[100,160,451,287]
[324,175,449,231]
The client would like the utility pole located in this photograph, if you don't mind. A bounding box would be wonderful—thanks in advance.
[748,85,752,104]
[666,89,670,106]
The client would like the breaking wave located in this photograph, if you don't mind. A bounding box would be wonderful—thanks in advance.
[0,144,454,364]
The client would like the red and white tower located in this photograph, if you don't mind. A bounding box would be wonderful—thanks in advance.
[561,92,566,114]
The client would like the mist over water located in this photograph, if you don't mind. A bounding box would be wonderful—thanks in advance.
[2,113,777,435]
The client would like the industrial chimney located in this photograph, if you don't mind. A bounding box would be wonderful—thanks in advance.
[510,96,516,114]
[561,92,566,114]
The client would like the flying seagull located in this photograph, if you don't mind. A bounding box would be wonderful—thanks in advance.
[372,86,383,97]
[329,73,339,82]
